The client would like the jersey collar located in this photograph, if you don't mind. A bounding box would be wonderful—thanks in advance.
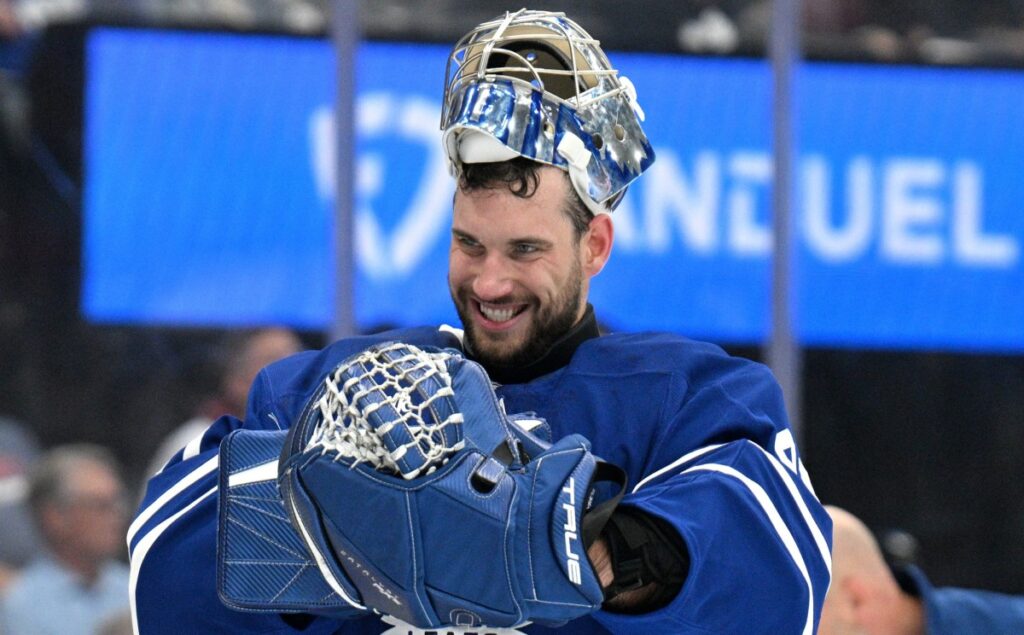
[466,304,600,384]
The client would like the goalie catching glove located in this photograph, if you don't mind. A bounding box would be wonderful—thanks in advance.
[217,341,626,629]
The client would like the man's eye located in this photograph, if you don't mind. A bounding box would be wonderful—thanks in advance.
[513,243,539,255]
[457,235,480,248]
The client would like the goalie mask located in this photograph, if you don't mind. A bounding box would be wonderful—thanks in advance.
[441,9,655,215]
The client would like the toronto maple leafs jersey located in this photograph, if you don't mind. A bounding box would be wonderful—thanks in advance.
[129,325,832,635]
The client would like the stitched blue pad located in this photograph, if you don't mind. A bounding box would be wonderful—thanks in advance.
[216,428,365,617]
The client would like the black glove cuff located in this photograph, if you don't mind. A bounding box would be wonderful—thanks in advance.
[601,507,689,612]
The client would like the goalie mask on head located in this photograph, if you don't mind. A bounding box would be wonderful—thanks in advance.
[441,9,655,216]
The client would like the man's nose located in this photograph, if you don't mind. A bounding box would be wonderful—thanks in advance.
[471,254,515,300]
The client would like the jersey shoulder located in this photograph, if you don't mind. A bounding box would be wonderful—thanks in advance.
[576,331,767,378]
[572,332,783,425]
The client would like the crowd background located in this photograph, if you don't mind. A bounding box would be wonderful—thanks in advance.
[1,0,1024,632]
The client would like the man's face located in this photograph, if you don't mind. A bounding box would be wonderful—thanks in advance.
[52,460,127,562]
[448,167,590,370]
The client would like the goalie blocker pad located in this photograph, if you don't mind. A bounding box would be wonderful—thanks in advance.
[217,342,627,629]
[216,427,367,617]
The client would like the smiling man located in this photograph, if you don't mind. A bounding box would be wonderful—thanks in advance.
[130,9,832,635]
[449,159,609,378]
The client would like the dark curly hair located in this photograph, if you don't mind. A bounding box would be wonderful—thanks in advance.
[457,158,593,243]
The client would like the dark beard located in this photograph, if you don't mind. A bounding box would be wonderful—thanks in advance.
[451,260,583,373]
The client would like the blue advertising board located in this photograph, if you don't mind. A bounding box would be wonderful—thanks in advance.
[83,29,337,328]
[794,64,1024,349]
[82,28,1024,350]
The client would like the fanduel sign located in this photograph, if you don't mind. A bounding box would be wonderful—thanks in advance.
[83,31,1024,350]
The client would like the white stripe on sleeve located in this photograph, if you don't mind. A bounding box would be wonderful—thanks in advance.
[182,430,206,462]
[632,443,725,493]
[751,442,833,575]
[129,485,217,635]
[684,463,815,635]
[128,455,219,551]
[633,440,831,577]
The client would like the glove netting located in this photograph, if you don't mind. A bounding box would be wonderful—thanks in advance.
[307,342,465,479]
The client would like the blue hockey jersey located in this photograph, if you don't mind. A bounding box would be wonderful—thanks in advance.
[128,325,832,634]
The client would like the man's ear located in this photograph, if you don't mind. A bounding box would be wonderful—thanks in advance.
[845,575,873,609]
[582,213,613,277]
[819,575,860,634]
[843,573,868,602]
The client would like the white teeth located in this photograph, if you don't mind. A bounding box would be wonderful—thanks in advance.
[480,304,517,323]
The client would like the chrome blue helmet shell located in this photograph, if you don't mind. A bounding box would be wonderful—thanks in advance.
[441,9,655,215]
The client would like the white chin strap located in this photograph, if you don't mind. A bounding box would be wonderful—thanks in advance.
[447,129,611,217]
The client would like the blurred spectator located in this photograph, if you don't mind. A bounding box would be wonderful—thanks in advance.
[821,505,1024,635]
[143,327,303,477]
[139,0,326,32]
[0,0,19,38]
[94,609,133,635]
[0,444,129,635]
[0,416,42,592]
[677,6,740,54]
[1,0,326,49]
